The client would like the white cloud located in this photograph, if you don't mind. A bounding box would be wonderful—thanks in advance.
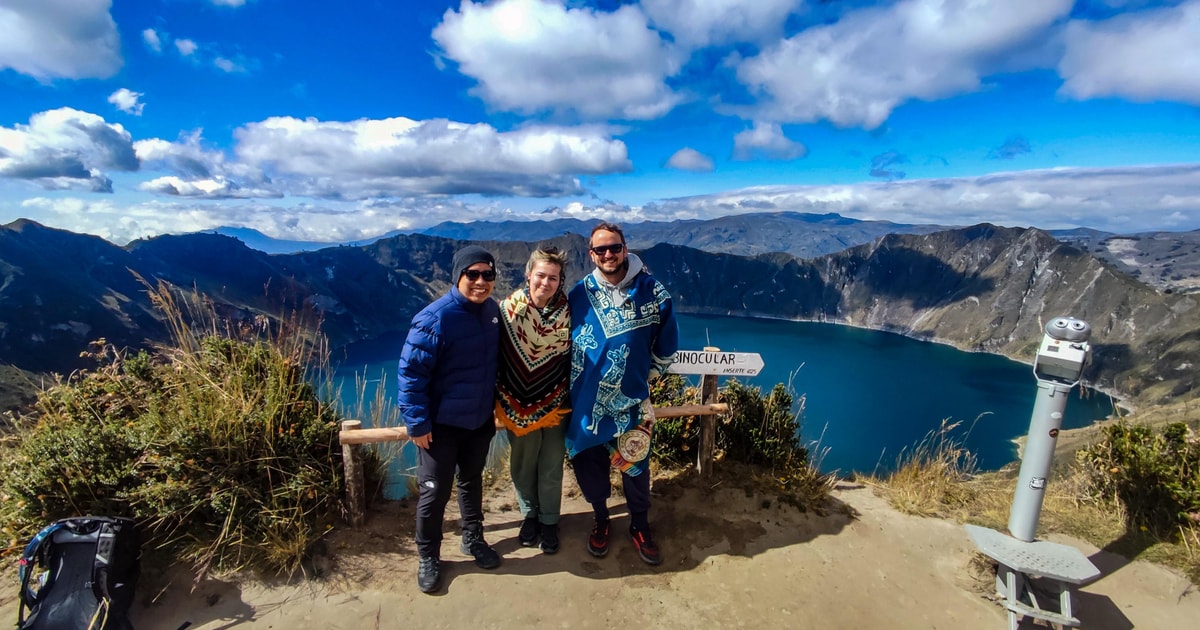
[135,135,219,177]
[213,56,247,73]
[163,38,255,74]
[736,0,1073,129]
[232,115,632,198]
[1059,0,1200,105]
[0,108,137,192]
[665,147,715,172]
[732,122,806,160]
[9,164,1200,244]
[108,88,145,116]
[432,0,683,120]
[13,196,490,246]
[3,109,631,204]
[641,0,802,49]
[138,176,277,199]
[175,39,198,56]
[639,164,1200,233]
[0,0,121,80]
[134,131,271,198]
[210,0,248,6]
[142,28,163,53]
[14,196,279,245]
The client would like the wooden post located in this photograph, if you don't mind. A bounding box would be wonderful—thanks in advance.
[696,346,720,476]
[339,426,410,444]
[341,420,366,527]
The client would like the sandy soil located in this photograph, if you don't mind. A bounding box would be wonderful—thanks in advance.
[3,470,1190,630]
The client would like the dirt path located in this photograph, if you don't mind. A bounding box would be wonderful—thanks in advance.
[3,475,1196,629]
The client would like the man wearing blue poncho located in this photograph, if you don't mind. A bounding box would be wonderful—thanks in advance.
[566,222,679,566]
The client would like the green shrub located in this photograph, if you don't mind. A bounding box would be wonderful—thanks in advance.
[650,376,811,471]
[718,379,809,470]
[652,376,811,468]
[649,375,832,509]
[649,373,699,466]
[1076,420,1200,535]
[0,283,344,579]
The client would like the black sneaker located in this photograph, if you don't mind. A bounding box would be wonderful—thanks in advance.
[461,527,501,569]
[539,523,560,554]
[417,555,441,593]
[518,516,540,547]
[630,527,662,566]
[587,519,610,558]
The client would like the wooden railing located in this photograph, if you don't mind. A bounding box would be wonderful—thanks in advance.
[338,373,726,527]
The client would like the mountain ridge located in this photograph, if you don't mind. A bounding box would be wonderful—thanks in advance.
[1,218,1196,411]
[199,212,947,258]
[199,214,1200,294]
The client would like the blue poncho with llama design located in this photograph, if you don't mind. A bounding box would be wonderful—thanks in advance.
[566,254,678,468]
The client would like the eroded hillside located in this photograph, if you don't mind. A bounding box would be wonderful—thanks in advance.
[2,220,1196,410]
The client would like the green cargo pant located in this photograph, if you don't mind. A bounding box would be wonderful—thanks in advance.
[507,421,566,525]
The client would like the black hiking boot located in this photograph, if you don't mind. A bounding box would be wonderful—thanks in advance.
[518,516,540,547]
[539,523,560,554]
[417,555,441,593]
[461,526,501,569]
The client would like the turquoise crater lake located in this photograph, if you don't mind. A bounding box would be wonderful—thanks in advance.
[333,313,1114,486]
[674,315,1113,474]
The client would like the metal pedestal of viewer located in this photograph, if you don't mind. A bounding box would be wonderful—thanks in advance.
[964,317,1102,630]
[965,524,1100,629]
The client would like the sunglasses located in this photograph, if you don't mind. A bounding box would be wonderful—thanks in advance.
[590,243,625,256]
[462,269,497,282]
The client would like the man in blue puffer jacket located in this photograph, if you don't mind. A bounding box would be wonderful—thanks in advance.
[397,245,502,594]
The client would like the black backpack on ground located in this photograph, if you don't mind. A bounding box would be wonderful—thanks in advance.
[17,516,141,630]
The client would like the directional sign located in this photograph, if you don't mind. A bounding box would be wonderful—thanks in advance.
[669,350,764,376]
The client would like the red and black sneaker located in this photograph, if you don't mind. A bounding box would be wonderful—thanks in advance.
[630,527,662,566]
[588,519,610,557]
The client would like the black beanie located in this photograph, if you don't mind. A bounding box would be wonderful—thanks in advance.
[451,245,495,281]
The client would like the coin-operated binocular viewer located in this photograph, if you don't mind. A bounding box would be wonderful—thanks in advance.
[965,317,1101,630]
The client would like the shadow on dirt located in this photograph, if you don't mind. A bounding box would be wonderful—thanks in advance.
[332,464,856,590]
[127,464,857,621]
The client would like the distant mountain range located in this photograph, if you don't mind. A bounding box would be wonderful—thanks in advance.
[3,215,1197,414]
[209,212,947,258]
[208,212,1200,294]
[416,212,954,260]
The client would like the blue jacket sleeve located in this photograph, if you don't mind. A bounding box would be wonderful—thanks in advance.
[397,310,439,438]
[650,280,679,379]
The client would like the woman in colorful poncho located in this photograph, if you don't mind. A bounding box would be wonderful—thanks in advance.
[495,246,571,554]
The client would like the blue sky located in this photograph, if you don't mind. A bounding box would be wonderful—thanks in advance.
[2,0,1200,244]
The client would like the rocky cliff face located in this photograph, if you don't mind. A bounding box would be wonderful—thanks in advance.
[642,224,1196,401]
[0,220,167,372]
[2,219,1195,405]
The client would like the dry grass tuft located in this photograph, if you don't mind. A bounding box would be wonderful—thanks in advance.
[0,279,345,581]
[873,406,1200,583]
[877,418,979,516]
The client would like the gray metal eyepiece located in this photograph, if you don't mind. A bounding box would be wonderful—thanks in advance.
[1045,317,1090,342]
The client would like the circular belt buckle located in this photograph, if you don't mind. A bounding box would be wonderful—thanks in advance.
[617,424,652,462]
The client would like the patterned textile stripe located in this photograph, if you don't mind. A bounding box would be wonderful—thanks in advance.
[606,439,650,476]
[497,288,571,436]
